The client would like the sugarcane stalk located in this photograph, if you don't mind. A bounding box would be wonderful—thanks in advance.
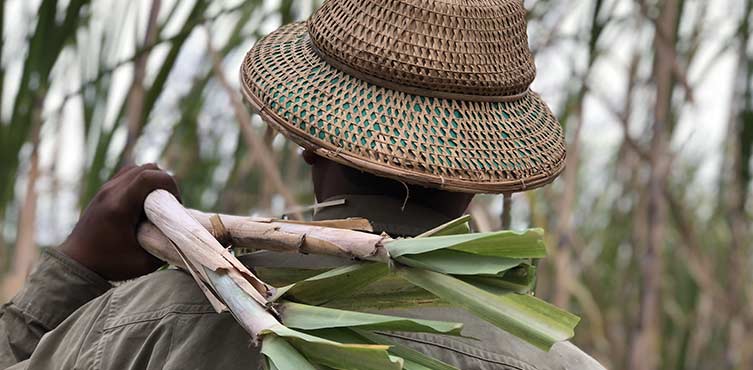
[142,190,280,341]
[203,266,280,343]
[138,201,392,263]
[142,190,272,308]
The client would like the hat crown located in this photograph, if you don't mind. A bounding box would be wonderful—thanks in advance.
[308,0,536,98]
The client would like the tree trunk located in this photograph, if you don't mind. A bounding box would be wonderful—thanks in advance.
[552,0,604,308]
[500,193,512,230]
[2,98,43,299]
[121,0,161,165]
[628,1,680,368]
[722,0,753,367]
[206,31,303,219]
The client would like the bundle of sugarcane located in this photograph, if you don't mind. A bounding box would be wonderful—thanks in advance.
[138,190,578,370]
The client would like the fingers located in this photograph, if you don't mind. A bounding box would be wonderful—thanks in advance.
[125,168,182,210]
[113,163,160,180]
[67,162,178,281]
[124,245,165,279]
[105,236,165,280]
[104,163,161,192]
[140,163,160,171]
[113,164,138,179]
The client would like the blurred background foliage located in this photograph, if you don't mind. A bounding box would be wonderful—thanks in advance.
[0,0,751,369]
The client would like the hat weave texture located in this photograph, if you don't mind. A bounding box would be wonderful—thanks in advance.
[308,0,536,97]
[240,0,566,193]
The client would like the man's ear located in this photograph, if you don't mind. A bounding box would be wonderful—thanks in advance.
[302,148,319,165]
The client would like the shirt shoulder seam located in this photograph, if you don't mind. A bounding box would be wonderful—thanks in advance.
[103,305,219,331]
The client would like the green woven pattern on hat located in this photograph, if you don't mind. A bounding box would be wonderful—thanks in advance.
[242,22,565,190]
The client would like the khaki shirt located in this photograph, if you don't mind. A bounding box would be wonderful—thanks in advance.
[0,196,606,369]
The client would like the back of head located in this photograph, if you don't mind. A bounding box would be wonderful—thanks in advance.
[303,150,474,219]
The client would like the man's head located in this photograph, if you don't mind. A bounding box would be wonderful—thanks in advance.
[302,149,474,219]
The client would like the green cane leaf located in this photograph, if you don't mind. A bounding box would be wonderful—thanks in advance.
[272,263,389,304]
[323,272,442,310]
[416,215,472,237]
[280,301,463,336]
[261,334,318,370]
[308,328,460,370]
[458,264,537,294]
[395,249,525,275]
[386,229,546,259]
[398,268,579,350]
[263,325,403,370]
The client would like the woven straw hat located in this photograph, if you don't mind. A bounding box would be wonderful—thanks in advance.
[240,0,565,193]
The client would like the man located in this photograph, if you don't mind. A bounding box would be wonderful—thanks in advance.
[1,0,606,368]
[0,159,604,370]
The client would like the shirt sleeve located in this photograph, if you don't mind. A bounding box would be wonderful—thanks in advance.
[6,268,261,370]
[0,248,112,369]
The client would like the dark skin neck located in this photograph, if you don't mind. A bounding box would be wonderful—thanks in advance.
[303,150,474,219]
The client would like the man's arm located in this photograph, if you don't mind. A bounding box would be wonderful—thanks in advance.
[0,249,111,368]
[0,164,181,368]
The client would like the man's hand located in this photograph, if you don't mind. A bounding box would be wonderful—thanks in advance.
[60,164,181,281]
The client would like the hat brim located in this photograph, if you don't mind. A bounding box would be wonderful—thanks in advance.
[240,22,566,194]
